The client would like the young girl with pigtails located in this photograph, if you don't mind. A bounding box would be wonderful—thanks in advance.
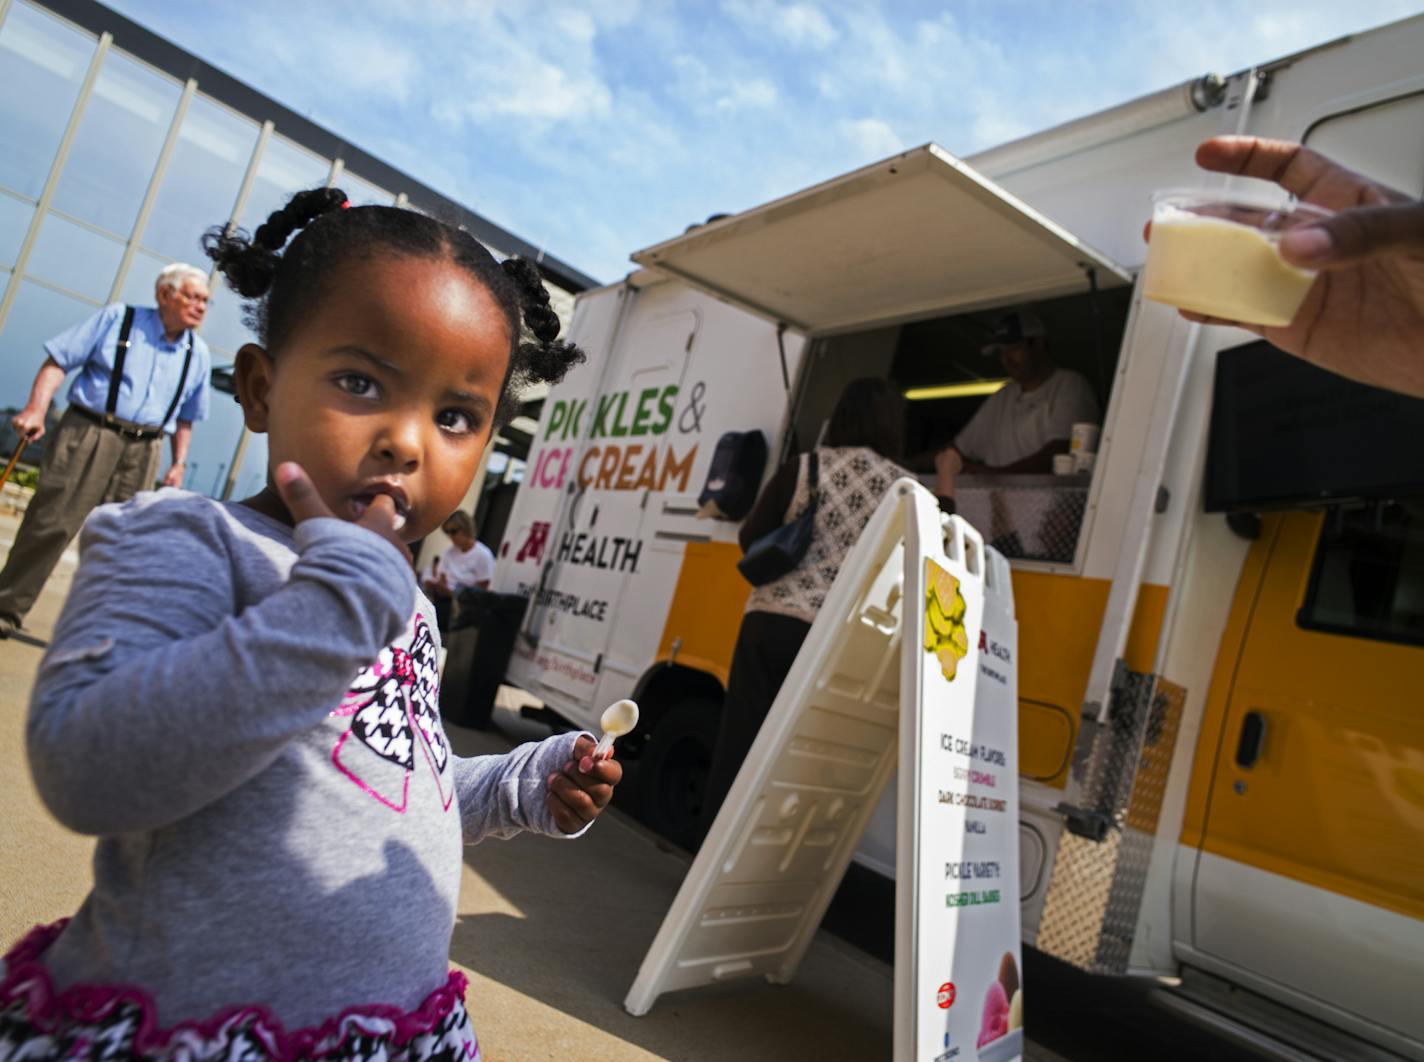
[0,188,620,1061]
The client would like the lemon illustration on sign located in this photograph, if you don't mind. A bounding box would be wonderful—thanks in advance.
[925,559,969,681]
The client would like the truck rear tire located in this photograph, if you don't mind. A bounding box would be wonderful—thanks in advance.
[629,697,719,851]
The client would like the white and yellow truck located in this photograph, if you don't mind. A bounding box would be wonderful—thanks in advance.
[492,15,1423,1059]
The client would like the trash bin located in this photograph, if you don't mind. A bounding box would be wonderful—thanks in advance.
[439,589,528,729]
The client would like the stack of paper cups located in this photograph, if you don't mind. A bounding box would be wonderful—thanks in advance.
[1070,423,1100,453]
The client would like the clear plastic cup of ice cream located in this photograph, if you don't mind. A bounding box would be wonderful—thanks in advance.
[1142,189,1333,327]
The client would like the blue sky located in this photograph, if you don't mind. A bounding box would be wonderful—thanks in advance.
[105,0,1421,284]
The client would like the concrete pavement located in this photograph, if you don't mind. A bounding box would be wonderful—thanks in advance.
[0,517,90,948]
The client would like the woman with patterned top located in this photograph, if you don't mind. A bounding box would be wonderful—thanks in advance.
[699,377,908,838]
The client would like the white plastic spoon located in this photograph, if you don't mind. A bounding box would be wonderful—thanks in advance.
[592,699,639,760]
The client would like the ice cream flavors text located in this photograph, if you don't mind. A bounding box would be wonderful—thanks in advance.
[939,734,1007,766]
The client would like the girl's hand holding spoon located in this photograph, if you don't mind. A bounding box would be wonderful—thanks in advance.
[545,701,636,834]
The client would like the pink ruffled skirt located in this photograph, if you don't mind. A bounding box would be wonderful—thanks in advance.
[0,922,480,1061]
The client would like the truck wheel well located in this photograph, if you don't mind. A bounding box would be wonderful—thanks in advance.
[609,663,727,849]
[633,664,724,724]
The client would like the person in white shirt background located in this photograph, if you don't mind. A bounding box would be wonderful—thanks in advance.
[421,510,494,633]
[933,309,1099,496]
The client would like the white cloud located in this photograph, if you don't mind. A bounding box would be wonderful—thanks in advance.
[672,55,778,116]
[840,117,903,160]
[321,29,418,104]
[412,5,618,126]
[773,3,839,48]
[459,65,613,123]
[546,6,599,45]
[723,0,838,49]
[717,78,777,112]
[1250,11,1328,47]
[968,110,1033,153]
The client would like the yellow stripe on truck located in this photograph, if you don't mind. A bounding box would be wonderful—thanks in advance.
[656,542,752,686]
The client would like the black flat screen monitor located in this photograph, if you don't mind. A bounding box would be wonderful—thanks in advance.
[1205,340,1424,512]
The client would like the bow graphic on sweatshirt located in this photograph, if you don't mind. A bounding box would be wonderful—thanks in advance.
[331,614,452,812]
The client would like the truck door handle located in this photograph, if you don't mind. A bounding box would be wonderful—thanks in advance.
[1234,711,1266,769]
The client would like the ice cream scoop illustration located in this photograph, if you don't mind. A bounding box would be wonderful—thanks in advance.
[977,979,1009,1048]
[977,951,1023,1051]
[997,951,1019,1002]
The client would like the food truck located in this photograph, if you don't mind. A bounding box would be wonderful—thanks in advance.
[491,15,1423,1059]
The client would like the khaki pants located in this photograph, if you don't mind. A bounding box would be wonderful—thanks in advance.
[0,408,162,624]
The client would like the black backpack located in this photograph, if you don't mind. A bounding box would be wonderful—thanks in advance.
[697,429,767,520]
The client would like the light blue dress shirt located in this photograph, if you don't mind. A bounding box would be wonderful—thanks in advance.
[45,303,211,434]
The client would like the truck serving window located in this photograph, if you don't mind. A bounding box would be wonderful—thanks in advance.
[1298,501,1424,647]
[881,288,1130,568]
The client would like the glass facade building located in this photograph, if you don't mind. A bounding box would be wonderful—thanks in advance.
[0,0,594,498]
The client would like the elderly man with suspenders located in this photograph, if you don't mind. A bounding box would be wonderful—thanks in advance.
[0,263,212,637]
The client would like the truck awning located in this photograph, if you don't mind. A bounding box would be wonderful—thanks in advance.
[631,144,1133,335]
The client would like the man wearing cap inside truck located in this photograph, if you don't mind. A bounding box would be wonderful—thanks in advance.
[932,309,1099,497]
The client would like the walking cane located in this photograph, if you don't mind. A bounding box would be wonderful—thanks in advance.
[0,430,32,492]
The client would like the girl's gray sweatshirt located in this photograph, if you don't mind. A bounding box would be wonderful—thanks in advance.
[24,490,584,1030]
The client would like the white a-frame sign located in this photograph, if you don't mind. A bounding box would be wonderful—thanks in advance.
[626,479,1023,1062]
